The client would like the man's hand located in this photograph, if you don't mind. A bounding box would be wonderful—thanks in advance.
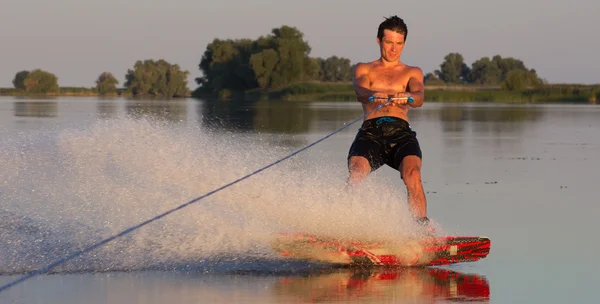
[389,92,412,106]
[368,92,390,105]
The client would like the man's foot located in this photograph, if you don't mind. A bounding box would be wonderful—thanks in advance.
[415,216,436,236]
[416,216,429,225]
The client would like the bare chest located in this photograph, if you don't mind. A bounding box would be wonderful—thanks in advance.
[368,69,410,92]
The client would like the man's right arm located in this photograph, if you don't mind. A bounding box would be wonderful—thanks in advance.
[353,63,375,104]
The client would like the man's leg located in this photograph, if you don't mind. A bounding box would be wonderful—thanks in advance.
[399,155,427,219]
[347,156,371,188]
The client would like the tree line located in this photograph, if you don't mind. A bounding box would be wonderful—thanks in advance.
[425,53,542,91]
[195,25,544,96]
[195,25,354,98]
[10,59,190,97]
[8,24,547,98]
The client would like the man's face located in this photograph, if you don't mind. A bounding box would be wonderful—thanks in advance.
[377,29,406,63]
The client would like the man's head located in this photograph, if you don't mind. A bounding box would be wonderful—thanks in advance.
[376,16,408,63]
[377,15,408,42]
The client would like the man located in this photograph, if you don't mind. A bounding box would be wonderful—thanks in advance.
[347,15,430,226]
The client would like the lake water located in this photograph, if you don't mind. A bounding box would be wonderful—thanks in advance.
[0,96,598,303]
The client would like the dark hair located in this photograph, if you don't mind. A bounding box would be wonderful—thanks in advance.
[377,15,408,41]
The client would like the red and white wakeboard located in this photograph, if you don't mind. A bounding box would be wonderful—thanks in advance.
[272,233,491,267]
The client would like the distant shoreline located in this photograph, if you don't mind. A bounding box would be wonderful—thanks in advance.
[1,83,598,104]
[0,88,192,98]
[193,82,599,104]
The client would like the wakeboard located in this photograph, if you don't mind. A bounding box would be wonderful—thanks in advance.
[272,233,491,267]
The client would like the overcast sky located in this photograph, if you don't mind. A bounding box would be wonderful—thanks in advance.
[1,0,598,88]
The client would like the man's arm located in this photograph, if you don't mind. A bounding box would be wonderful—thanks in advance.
[406,67,425,108]
[353,63,378,104]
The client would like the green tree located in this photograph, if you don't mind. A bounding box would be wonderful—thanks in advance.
[12,70,30,90]
[252,25,312,89]
[275,26,311,82]
[197,38,258,93]
[312,58,326,81]
[197,25,314,94]
[436,53,470,83]
[250,49,279,89]
[321,56,352,82]
[424,72,445,85]
[493,55,527,80]
[124,59,190,97]
[501,69,541,91]
[95,72,119,95]
[470,57,502,84]
[302,57,322,81]
[23,69,59,94]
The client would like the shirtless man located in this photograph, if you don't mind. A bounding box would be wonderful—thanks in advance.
[347,16,429,225]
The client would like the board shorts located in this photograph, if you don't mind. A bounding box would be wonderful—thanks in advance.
[347,116,422,172]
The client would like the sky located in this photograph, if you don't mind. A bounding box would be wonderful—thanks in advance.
[1,0,598,88]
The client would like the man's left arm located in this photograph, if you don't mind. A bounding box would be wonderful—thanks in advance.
[407,67,425,108]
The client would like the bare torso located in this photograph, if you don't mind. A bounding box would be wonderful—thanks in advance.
[360,61,420,121]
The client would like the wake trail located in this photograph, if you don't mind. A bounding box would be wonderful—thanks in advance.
[0,115,431,277]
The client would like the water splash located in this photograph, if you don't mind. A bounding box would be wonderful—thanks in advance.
[0,115,433,274]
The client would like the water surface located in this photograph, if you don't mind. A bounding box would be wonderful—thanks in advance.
[1,96,598,303]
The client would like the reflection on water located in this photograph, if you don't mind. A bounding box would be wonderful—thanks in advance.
[199,99,319,133]
[199,99,259,132]
[96,100,118,118]
[252,100,314,133]
[199,99,362,134]
[426,104,545,134]
[273,267,490,303]
[199,99,547,137]
[4,98,550,137]
[13,101,58,118]
[125,99,188,122]
[0,268,489,304]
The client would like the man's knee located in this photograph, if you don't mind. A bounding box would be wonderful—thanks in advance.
[400,156,422,185]
[348,156,372,187]
[403,167,422,185]
[349,156,371,174]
